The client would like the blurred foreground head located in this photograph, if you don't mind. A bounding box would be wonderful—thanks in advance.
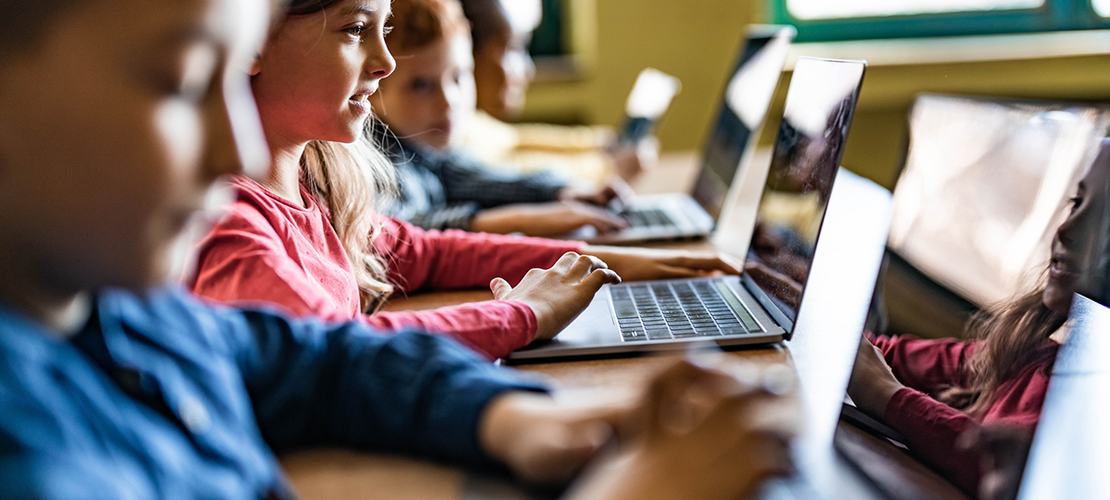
[0,0,270,299]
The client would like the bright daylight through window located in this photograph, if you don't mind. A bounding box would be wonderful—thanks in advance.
[786,0,1044,20]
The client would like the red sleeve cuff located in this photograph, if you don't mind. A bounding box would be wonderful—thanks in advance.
[883,386,980,494]
[501,299,538,349]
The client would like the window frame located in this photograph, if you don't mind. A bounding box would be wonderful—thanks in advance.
[769,0,1110,42]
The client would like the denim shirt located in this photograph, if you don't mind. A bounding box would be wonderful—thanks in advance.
[0,287,546,499]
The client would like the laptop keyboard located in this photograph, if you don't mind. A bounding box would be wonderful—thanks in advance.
[625,208,677,228]
[610,280,760,341]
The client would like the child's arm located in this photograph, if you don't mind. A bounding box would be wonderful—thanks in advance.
[482,358,799,496]
[212,304,551,468]
[368,252,620,359]
[378,217,585,292]
[869,334,978,395]
[437,152,567,207]
[846,336,986,494]
[468,202,628,237]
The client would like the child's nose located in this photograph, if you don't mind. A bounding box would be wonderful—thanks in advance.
[365,38,395,79]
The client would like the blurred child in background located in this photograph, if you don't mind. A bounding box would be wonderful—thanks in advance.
[374,0,629,236]
[459,0,657,183]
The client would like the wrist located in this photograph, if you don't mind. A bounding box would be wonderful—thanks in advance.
[859,379,904,418]
[469,210,516,235]
[479,392,544,467]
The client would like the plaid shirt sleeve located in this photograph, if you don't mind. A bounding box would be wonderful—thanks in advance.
[436,153,568,208]
[406,202,483,231]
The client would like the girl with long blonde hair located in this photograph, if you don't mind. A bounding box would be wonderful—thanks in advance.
[190,0,744,360]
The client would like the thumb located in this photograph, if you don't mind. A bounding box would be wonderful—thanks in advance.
[490,277,512,299]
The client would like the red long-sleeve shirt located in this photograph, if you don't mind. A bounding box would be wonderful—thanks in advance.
[870,334,1058,494]
[190,176,583,359]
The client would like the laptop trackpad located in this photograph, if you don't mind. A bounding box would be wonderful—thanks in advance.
[546,291,621,347]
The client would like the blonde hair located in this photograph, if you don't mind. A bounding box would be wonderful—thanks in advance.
[300,125,397,312]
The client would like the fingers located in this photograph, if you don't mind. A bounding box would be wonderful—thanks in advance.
[575,205,628,233]
[565,252,609,275]
[667,253,745,276]
[555,252,622,287]
[564,253,622,291]
[582,268,622,291]
[490,277,512,300]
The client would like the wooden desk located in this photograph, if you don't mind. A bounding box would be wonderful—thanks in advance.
[281,154,967,500]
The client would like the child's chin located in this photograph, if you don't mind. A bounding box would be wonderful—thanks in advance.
[418,134,451,151]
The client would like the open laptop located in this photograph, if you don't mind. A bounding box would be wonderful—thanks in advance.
[578,25,795,244]
[1016,293,1110,500]
[506,57,868,362]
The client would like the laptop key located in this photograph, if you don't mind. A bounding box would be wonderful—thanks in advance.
[694,324,721,334]
[645,328,671,340]
[719,326,747,335]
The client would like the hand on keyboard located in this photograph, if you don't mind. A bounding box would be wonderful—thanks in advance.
[582,245,744,282]
[565,357,799,500]
[491,252,622,341]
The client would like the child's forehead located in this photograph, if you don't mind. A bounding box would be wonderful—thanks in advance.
[81,0,269,54]
[329,0,391,17]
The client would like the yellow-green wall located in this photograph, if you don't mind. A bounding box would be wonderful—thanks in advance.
[522,0,761,149]
[521,0,1110,189]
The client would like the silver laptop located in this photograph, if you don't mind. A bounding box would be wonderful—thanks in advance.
[1016,293,1110,500]
[506,57,868,362]
[579,25,796,244]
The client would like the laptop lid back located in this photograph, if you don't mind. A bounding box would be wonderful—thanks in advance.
[691,25,794,221]
[743,57,867,334]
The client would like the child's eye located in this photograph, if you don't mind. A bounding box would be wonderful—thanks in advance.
[1068,196,1083,214]
[344,25,366,41]
[410,78,432,93]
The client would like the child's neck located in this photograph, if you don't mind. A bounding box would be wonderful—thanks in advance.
[0,255,92,337]
[262,138,308,208]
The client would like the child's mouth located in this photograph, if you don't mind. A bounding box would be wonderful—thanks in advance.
[348,93,372,114]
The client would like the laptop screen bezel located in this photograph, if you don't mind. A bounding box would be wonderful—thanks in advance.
[690,24,796,221]
[741,57,868,338]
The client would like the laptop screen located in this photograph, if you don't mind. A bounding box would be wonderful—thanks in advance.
[745,57,866,323]
[690,26,794,221]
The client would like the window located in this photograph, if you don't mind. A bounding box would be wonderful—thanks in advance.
[1094,0,1110,16]
[769,0,1110,42]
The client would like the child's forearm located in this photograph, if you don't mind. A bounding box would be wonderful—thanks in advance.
[478,392,619,484]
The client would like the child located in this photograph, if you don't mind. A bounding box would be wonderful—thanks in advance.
[458,0,656,182]
[190,0,744,360]
[0,0,795,497]
[372,0,628,236]
[846,141,1110,494]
